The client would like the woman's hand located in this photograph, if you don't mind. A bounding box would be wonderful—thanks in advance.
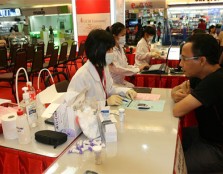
[107,95,123,106]
[126,89,137,100]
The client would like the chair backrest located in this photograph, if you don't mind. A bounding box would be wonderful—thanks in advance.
[13,48,27,74]
[10,44,21,64]
[44,71,69,92]
[68,41,77,60]
[31,50,43,73]
[77,40,86,58]
[58,42,68,62]
[48,46,59,68]
[0,46,8,68]
[26,44,35,62]
[36,41,45,58]
[46,40,54,57]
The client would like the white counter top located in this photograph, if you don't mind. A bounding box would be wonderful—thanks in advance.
[0,117,76,158]
[44,88,179,174]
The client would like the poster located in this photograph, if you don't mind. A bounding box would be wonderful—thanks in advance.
[77,13,111,36]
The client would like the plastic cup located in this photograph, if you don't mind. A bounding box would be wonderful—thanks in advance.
[92,145,102,165]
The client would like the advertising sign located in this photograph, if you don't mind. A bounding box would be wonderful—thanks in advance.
[0,8,21,17]
[77,13,110,36]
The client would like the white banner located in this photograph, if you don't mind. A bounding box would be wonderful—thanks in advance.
[77,13,111,36]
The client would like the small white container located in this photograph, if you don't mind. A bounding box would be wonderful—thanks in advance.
[119,108,125,122]
[92,145,102,165]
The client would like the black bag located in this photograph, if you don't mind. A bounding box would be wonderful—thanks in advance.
[35,130,67,148]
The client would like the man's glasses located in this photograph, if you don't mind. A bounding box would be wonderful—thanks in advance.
[180,55,200,61]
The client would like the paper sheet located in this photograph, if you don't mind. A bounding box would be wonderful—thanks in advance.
[135,93,160,101]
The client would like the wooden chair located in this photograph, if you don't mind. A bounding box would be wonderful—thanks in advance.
[26,44,35,63]
[44,71,69,92]
[57,42,69,75]
[27,50,44,83]
[67,41,78,71]
[0,48,27,100]
[43,46,59,73]
[45,40,54,58]
[0,46,10,72]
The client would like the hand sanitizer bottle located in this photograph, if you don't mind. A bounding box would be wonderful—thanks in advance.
[26,82,36,101]
[16,108,31,144]
[21,87,38,127]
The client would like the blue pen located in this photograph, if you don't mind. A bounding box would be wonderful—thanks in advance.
[122,98,129,102]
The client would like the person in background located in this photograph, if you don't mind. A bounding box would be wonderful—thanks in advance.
[134,26,161,67]
[208,25,218,40]
[0,36,6,47]
[135,18,143,44]
[218,30,223,54]
[152,21,157,43]
[197,19,206,31]
[216,24,222,36]
[49,26,54,41]
[106,22,149,88]
[171,34,223,173]
[68,29,137,106]
[156,22,162,42]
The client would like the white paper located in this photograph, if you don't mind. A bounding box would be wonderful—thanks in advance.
[41,103,60,118]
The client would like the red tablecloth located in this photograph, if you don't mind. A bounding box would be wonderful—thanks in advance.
[126,54,180,68]
[0,146,55,174]
[132,74,187,88]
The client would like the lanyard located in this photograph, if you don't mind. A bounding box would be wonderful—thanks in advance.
[101,70,107,98]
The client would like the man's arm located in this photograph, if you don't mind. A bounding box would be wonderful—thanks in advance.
[173,94,202,117]
[171,80,190,103]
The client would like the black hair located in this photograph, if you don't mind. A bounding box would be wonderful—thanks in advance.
[186,34,219,65]
[208,25,216,33]
[141,26,156,38]
[192,28,206,34]
[85,29,115,78]
[110,22,125,36]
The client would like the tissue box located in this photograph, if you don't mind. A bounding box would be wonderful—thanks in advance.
[102,122,117,143]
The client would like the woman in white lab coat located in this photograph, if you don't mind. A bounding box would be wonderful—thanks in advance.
[135,26,160,67]
[106,22,149,88]
[68,29,136,106]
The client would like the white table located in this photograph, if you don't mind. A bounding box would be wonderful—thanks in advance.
[0,117,78,173]
[44,88,183,174]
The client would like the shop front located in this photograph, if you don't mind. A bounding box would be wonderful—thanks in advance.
[166,0,223,45]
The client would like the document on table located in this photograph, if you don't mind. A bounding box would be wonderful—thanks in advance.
[135,93,160,101]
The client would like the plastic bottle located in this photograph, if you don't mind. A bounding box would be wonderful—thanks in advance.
[21,87,38,127]
[16,108,31,144]
[26,82,36,101]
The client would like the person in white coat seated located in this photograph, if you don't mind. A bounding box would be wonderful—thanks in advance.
[135,26,161,67]
[106,22,149,88]
[67,29,137,106]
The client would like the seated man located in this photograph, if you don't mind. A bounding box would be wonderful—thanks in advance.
[171,34,223,173]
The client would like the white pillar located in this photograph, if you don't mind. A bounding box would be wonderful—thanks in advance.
[71,0,78,43]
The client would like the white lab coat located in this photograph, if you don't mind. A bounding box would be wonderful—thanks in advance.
[135,38,151,67]
[68,60,129,102]
[109,45,139,87]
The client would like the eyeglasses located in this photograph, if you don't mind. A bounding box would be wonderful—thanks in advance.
[180,55,200,61]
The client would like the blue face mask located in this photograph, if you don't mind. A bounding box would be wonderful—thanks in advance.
[105,52,114,65]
